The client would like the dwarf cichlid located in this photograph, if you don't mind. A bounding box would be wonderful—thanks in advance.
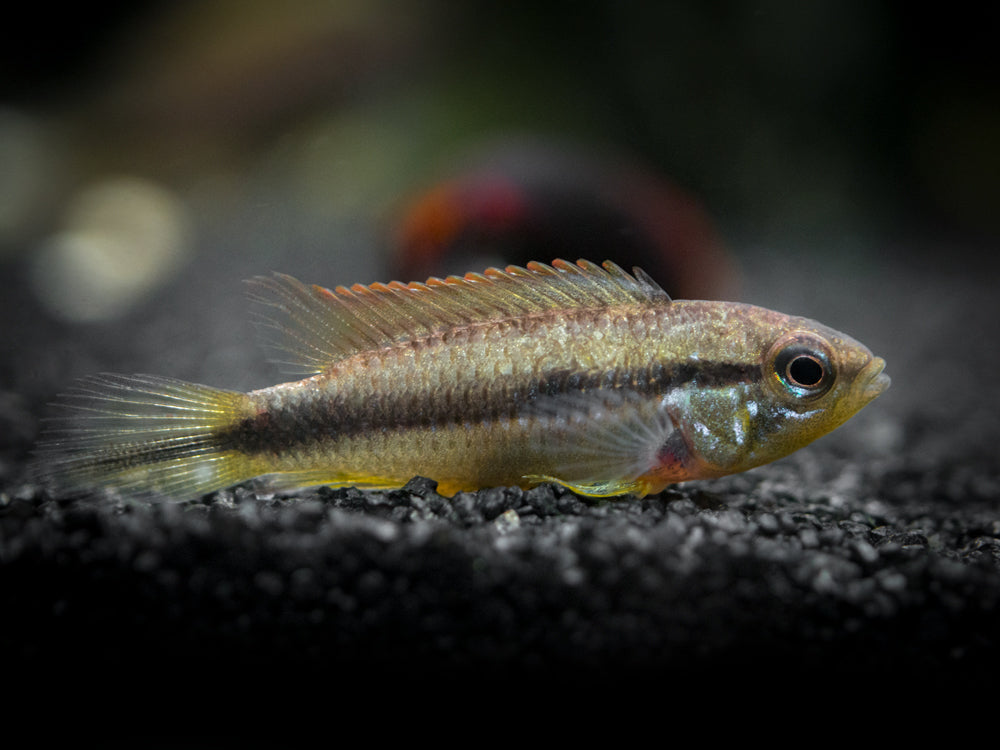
[36,259,889,500]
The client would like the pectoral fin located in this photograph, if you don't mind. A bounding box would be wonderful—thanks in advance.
[521,389,679,498]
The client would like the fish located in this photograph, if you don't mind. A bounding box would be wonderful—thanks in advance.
[34,259,890,500]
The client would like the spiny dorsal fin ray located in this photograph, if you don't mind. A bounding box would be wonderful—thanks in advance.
[248,259,671,375]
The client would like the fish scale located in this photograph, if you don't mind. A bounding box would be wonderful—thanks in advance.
[34,259,889,500]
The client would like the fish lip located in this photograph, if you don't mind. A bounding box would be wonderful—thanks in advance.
[860,356,890,400]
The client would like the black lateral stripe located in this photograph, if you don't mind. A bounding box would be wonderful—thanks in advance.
[655,360,761,389]
[222,359,759,455]
[52,438,216,475]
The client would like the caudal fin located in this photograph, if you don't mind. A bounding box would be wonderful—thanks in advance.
[34,374,260,500]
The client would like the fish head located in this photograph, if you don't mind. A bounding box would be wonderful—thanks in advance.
[669,305,890,478]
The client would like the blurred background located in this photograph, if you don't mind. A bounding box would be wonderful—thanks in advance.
[4,2,1000,693]
[0,0,997,396]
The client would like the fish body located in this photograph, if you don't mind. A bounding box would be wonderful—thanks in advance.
[36,259,889,500]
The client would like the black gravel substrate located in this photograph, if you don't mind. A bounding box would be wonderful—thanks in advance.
[2,245,999,713]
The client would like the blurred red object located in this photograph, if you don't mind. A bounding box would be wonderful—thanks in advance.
[392,140,739,300]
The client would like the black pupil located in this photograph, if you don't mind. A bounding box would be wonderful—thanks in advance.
[788,355,824,387]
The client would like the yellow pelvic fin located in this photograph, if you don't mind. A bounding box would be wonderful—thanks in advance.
[521,474,652,498]
[247,259,671,375]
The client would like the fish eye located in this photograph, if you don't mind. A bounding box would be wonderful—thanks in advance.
[770,336,835,400]
[787,354,824,386]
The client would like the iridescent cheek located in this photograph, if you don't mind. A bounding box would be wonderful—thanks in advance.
[744,400,831,463]
[693,388,759,461]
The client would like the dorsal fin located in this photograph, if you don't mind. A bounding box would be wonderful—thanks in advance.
[248,258,671,375]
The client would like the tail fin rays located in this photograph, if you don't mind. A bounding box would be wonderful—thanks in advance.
[34,374,258,500]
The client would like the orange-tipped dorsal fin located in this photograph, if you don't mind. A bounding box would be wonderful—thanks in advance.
[248,259,671,374]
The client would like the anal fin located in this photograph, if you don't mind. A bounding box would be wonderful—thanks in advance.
[261,470,410,494]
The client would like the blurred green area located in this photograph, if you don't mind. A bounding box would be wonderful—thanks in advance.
[0,0,996,322]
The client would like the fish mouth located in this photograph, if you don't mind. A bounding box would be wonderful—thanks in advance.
[860,356,890,401]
